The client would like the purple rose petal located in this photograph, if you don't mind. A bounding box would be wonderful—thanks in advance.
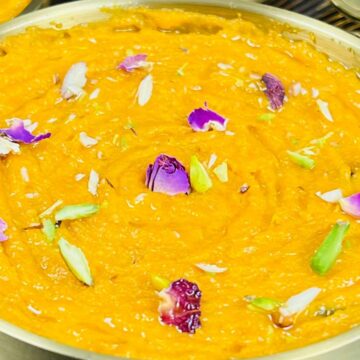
[0,119,51,144]
[118,54,148,72]
[0,218,8,242]
[158,278,202,334]
[262,73,285,110]
[188,105,228,132]
[146,154,190,196]
[339,192,360,217]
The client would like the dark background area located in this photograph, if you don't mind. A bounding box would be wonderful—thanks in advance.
[51,0,73,3]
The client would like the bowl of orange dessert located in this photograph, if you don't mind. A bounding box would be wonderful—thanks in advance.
[0,1,358,359]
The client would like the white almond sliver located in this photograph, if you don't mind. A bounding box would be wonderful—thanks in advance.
[0,137,20,155]
[20,167,30,182]
[195,263,228,273]
[79,132,98,148]
[89,88,100,100]
[280,287,321,317]
[316,99,333,122]
[61,62,87,100]
[39,200,63,218]
[75,173,86,181]
[312,88,320,98]
[207,153,217,169]
[88,169,99,196]
[137,74,153,106]
[315,189,343,203]
[217,63,232,70]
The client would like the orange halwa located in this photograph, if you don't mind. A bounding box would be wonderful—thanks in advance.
[0,7,359,360]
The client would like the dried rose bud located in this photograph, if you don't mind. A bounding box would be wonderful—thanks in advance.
[158,278,201,334]
[146,154,191,196]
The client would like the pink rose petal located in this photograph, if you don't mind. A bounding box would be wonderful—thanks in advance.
[118,54,147,72]
[146,154,190,196]
[188,105,228,132]
[0,218,8,242]
[262,73,285,110]
[158,278,201,334]
[339,192,360,217]
[0,119,51,144]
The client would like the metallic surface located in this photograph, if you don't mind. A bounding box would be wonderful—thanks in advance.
[331,0,360,20]
[0,1,359,359]
[265,0,360,37]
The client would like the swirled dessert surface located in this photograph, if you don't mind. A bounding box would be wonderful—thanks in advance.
[0,7,359,360]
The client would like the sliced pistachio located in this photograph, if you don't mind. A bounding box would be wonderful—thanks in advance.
[58,237,93,286]
[311,221,350,275]
[213,162,228,183]
[287,150,315,170]
[258,113,275,122]
[55,204,99,221]
[190,155,213,193]
[249,297,282,312]
[41,219,56,242]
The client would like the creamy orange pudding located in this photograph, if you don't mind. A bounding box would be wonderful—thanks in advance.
[0,7,359,360]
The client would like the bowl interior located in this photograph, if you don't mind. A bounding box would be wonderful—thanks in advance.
[0,1,358,360]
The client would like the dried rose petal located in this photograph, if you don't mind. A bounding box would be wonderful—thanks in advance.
[146,154,190,196]
[339,192,360,217]
[0,218,8,242]
[158,278,201,334]
[0,119,51,144]
[188,105,228,132]
[262,73,285,110]
[118,54,147,72]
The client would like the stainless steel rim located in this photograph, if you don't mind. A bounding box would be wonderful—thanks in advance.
[0,1,359,359]
[331,0,360,21]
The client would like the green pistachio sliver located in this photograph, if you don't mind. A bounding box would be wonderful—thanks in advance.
[287,150,315,170]
[177,62,188,76]
[41,219,56,242]
[258,113,275,122]
[58,237,93,286]
[55,204,100,222]
[311,221,350,276]
[190,155,213,193]
[151,275,171,291]
[213,162,228,183]
[120,135,128,150]
[250,297,282,312]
